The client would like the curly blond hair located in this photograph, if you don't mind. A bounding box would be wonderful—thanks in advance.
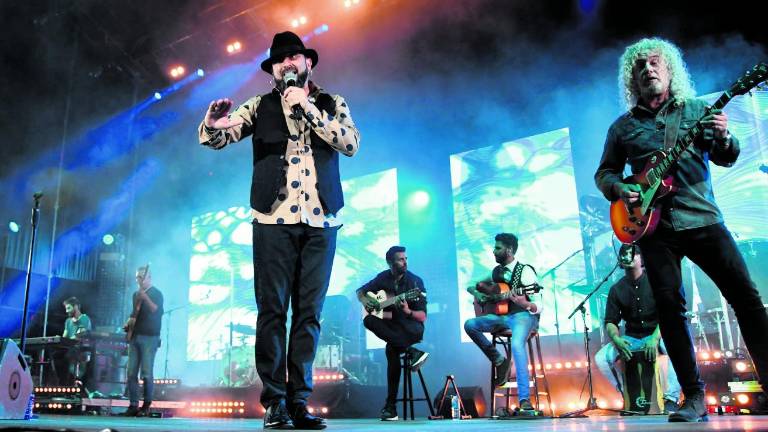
[618,37,696,110]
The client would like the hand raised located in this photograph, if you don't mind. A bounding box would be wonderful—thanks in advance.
[205,98,244,129]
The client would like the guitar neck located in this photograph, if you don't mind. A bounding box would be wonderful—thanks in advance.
[652,93,732,181]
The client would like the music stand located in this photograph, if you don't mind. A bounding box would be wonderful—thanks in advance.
[559,261,637,418]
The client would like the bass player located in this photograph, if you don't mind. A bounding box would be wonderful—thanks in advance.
[122,264,164,417]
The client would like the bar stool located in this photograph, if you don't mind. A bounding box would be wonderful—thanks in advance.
[396,348,435,420]
[490,329,553,417]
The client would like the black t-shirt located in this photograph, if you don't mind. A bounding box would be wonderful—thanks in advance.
[133,286,164,336]
[356,270,427,335]
[604,273,658,338]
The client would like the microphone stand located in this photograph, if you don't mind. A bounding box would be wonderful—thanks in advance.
[538,248,582,358]
[20,192,43,355]
[163,305,185,378]
[559,261,637,418]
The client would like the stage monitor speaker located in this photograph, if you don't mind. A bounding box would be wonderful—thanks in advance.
[434,385,486,418]
[0,339,33,419]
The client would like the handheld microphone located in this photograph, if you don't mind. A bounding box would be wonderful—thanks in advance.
[282,70,304,119]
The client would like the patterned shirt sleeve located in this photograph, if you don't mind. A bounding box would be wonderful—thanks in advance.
[303,95,360,156]
[198,96,261,149]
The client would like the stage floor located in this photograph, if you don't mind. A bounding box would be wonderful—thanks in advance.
[1,414,767,432]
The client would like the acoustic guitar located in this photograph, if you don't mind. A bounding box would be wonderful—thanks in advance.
[362,288,424,320]
[473,281,543,316]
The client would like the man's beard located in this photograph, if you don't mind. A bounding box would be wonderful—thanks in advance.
[493,252,506,265]
[393,265,407,276]
[275,67,309,92]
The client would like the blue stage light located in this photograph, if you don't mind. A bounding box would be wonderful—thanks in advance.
[197,68,205,77]
[154,92,162,100]
[8,221,19,233]
[102,234,114,245]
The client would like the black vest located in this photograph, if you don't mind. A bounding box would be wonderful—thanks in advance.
[250,90,344,215]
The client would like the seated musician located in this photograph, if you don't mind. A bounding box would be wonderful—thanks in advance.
[464,233,541,412]
[356,246,428,421]
[62,297,92,384]
[594,243,680,414]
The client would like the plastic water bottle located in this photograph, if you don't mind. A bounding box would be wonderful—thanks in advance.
[450,395,460,419]
[24,393,35,420]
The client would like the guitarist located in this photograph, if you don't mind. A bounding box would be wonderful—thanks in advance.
[356,246,428,421]
[123,265,164,417]
[594,37,768,422]
[464,233,541,412]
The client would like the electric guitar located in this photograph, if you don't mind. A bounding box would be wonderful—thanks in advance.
[610,63,768,244]
[473,281,543,316]
[124,263,150,341]
[362,288,424,320]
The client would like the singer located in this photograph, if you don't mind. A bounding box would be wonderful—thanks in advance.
[197,30,360,430]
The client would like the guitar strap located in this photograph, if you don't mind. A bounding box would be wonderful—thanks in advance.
[663,99,683,152]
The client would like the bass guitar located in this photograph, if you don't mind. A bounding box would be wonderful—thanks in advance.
[124,263,150,341]
[610,63,768,244]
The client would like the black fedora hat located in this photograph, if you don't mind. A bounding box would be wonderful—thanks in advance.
[260,31,319,73]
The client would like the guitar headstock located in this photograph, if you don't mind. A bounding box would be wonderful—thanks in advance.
[730,63,768,96]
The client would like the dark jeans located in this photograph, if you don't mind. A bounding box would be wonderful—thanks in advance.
[126,334,160,406]
[639,223,768,396]
[253,222,338,408]
[363,314,423,404]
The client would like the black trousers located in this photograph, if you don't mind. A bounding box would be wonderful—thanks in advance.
[253,222,338,408]
[639,222,768,396]
[363,315,423,404]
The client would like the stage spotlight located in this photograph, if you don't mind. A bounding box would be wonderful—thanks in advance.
[707,395,718,405]
[226,41,243,55]
[700,351,710,361]
[408,190,430,210]
[102,234,114,245]
[735,361,749,372]
[736,394,750,405]
[154,92,162,100]
[299,16,307,24]
[291,19,299,28]
[197,68,205,77]
[8,221,19,233]
[169,65,186,79]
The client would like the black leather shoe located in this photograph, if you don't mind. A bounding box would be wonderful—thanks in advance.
[668,393,708,422]
[122,405,140,417]
[493,357,511,387]
[264,400,292,429]
[290,403,327,430]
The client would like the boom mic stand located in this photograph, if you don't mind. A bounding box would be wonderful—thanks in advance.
[539,248,582,357]
[20,192,43,355]
[559,261,637,418]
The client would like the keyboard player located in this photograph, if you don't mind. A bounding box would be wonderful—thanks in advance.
[59,297,92,386]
